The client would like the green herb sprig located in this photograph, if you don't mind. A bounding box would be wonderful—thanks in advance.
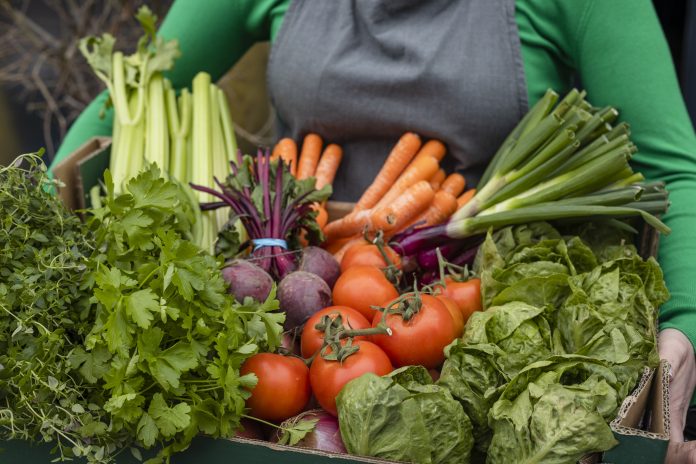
[0,154,124,462]
[76,164,285,463]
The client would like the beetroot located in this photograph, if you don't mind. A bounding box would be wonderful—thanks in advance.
[222,259,274,303]
[278,271,332,330]
[298,246,341,289]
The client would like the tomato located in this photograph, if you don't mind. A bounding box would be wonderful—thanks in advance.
[310,340,393,416]
[332,266,399,321]
[436,295,464,338]
[439,277,482,323]
[301,306,371,358]
[340,243,402,272]
[371,294,455,369]
[240,353,310,422]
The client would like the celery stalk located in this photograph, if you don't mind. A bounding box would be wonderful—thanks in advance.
[145,74,169,171]
[217,88,238,164]
[209,84,230,230]
[166,86,191,181]
[191,72,216,252]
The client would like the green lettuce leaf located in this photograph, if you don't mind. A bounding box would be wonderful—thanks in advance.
[463,302,553,376]
[337,368,474,464]
[438,342,508,452]
[487,356,621,464]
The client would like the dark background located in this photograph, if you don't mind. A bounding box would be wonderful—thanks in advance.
[0,0,695,166]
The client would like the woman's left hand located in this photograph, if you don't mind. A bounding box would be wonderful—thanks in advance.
[659,328,696,463]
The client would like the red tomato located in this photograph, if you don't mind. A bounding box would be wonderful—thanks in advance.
[332,266,399,321]
[439,277,482,323]
[309,340,393,416]
[301,306,371,358]
[436,295,465,338]
[340,243,402,272]
[371,294,455,369]
[240,353,310,422]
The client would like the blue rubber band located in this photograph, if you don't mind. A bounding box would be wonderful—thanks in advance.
[252,238,288,251]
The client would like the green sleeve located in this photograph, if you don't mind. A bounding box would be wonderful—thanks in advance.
[519,0,696,347]
[50,0,289,169]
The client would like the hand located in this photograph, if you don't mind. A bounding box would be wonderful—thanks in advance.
[659,328,696,463]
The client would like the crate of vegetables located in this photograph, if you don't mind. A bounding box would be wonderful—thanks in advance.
[0,9,672,460]
[13,95,669,464]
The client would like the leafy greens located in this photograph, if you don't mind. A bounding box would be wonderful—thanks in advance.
[71,165,285,463]
[438,221,669,460]
[337,366,473,464]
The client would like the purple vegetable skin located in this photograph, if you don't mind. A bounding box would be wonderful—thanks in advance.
[279,271,332,330]
[298,246,341,288]
[273,409,347,454]
[222,259,274,303]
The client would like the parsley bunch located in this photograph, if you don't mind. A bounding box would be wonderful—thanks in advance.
[0,154,122,462]
[73,165,284,463]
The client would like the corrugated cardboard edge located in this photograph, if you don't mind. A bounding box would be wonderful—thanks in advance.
[52,136,111,210]
[610,361,670,440]
[227,437,409,463]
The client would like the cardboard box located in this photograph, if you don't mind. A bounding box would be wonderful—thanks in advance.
[51,136,111,211]
[0,138,671,463]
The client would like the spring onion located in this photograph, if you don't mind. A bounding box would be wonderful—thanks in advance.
[393,89,670,257]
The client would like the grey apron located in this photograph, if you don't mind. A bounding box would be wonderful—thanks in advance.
[267,0,528,201]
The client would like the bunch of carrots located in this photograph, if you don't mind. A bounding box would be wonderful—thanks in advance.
[320,132,475,259]
[271,133,344,230]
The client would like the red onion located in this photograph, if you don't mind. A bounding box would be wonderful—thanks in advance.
[272,409,347,454]
[281,332,301,356]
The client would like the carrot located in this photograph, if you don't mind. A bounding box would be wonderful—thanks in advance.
[272,138,298,176]
[416,190,458,227]
[324,209,373,242]
[324,235,363,255]
[371,154,439,213]
[429,169,446,191]
[441,173,466,197]
[355,132,421,211]
[315,204,329,229]
[315,143,343,190]
[456,188,477,209]
[297,133,323,179]
[414,139,446,162]
[371,180,434,232]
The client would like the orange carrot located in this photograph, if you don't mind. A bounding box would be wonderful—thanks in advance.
[456,188,477,209]
[414,139,446,162]
[355,132,421,211]
[371,180,434,232]
[324,235,363,255]
[429,169,446,191]
[324,209,373,242]
[297,133,323,179]
[372,155,439,211]
[417,190,458,227]
[315,204,329,229]
[441,173,466,197]
[315,143,343,190]
[272,138,298,176]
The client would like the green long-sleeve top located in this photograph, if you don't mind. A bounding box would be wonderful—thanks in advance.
[53,0,696,349]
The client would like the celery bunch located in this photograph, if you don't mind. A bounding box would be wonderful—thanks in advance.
[79,6,239,252]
